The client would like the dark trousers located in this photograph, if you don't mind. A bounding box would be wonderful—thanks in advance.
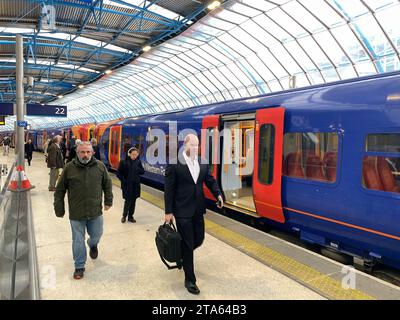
[26,154,32,165]
[176,211,205,284]
[123,198,136,218]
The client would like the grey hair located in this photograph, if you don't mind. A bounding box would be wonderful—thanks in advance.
[53,135,62,143]
[76,141,93,151]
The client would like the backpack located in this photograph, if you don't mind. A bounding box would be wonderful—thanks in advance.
[155,222,182,270]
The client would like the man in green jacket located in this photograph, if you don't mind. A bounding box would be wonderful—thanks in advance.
[54,141,113,280]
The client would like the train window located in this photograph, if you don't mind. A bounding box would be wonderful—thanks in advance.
[115,130,120,155]
[362,156,400,194]
[111,131,116,155]
[258,124,275,185]
[365,133,400,153]
[283,132,338,183]
[205,128,216,173]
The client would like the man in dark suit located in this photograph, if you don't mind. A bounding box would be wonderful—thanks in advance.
[164,133,223,295]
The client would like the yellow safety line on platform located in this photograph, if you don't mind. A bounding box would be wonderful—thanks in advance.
[111,179,375,300]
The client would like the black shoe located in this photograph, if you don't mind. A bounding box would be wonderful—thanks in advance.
[88,241,98,259]
[73,268,85,280]
[121,216,126,223]
[185,281,200,295]
[128,217,136,223]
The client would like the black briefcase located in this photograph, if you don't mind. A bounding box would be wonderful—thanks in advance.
[155,222,183,270]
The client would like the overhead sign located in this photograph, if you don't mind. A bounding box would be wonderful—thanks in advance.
[27,104,67,117]
[17,121,28,128]
[0,103,13,116]
[0,103,67,117]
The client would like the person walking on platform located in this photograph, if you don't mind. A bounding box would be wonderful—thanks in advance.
[3,136,10,156]
[25,139,34,166]
[54,141,113,280]
[67,135,77,162]
[91,138,101,160]
[117,147,145,223]
[164,134,224,295]
[60,137,67,164]
[47,135,64,191]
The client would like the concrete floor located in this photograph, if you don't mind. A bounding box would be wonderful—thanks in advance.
[1,151,324,300]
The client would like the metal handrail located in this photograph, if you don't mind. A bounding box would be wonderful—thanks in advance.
[0,163,15,207]
[0,163,40,300]
[26,194,40,300]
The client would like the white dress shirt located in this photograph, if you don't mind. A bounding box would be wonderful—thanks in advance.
[183,152,200,184]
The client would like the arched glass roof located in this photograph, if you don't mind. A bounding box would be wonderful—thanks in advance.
[3,0,400,130]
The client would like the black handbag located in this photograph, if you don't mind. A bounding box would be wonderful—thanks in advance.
[155,222,183,270]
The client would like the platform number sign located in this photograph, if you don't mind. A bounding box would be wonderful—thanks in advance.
[55,106,65,115]
[26,104,67,117]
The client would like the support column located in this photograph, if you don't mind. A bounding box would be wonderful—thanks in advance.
[15,34,25,168]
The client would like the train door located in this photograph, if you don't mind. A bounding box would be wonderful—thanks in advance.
[201,115,220,201]
[253,107,285,223]
[220,113,256,213]
[109,125,122,170]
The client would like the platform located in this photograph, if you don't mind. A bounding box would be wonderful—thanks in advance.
[2,151,400,300]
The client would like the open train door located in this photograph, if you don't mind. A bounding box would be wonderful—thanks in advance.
[109,125,122,170]
[201,115,220,201]
[253,107,285,223]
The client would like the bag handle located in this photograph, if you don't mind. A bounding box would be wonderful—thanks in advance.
[164,221,177,231]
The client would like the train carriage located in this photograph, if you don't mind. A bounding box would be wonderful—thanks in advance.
[29,71,400,270]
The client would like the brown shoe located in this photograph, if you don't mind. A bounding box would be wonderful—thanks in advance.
[73,268,85,280]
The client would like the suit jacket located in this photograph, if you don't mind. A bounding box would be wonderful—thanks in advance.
[164,157,222,218]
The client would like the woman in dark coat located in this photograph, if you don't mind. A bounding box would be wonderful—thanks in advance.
[117,147,145,223]
[24,139,34,166]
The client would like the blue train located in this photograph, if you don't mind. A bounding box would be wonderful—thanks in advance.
[4,71,400,270]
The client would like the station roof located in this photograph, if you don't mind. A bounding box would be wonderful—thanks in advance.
[1,0,400,130]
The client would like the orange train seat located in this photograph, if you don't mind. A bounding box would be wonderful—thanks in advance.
[377,157,400,193]
[284,152,305,178]
[306,154,327,181]
[362,157,384,191]
[323,152,337,182]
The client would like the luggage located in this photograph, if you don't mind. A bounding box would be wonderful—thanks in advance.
[155,222,182,270]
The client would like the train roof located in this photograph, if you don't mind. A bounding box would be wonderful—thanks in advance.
[117,71,400,125]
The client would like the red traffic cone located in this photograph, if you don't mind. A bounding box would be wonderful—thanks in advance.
[20,169,33,190]
[8,170,20,191]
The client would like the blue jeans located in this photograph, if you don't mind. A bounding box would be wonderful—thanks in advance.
[70,215,103,269]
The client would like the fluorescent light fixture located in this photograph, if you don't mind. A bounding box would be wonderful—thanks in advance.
[78,84,84,89]
[0,27,35,34]
[207,1,221,10]
[142,45,152,52]
[105,69,112,75]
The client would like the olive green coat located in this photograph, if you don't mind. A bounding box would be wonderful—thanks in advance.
[54,157,113,220]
